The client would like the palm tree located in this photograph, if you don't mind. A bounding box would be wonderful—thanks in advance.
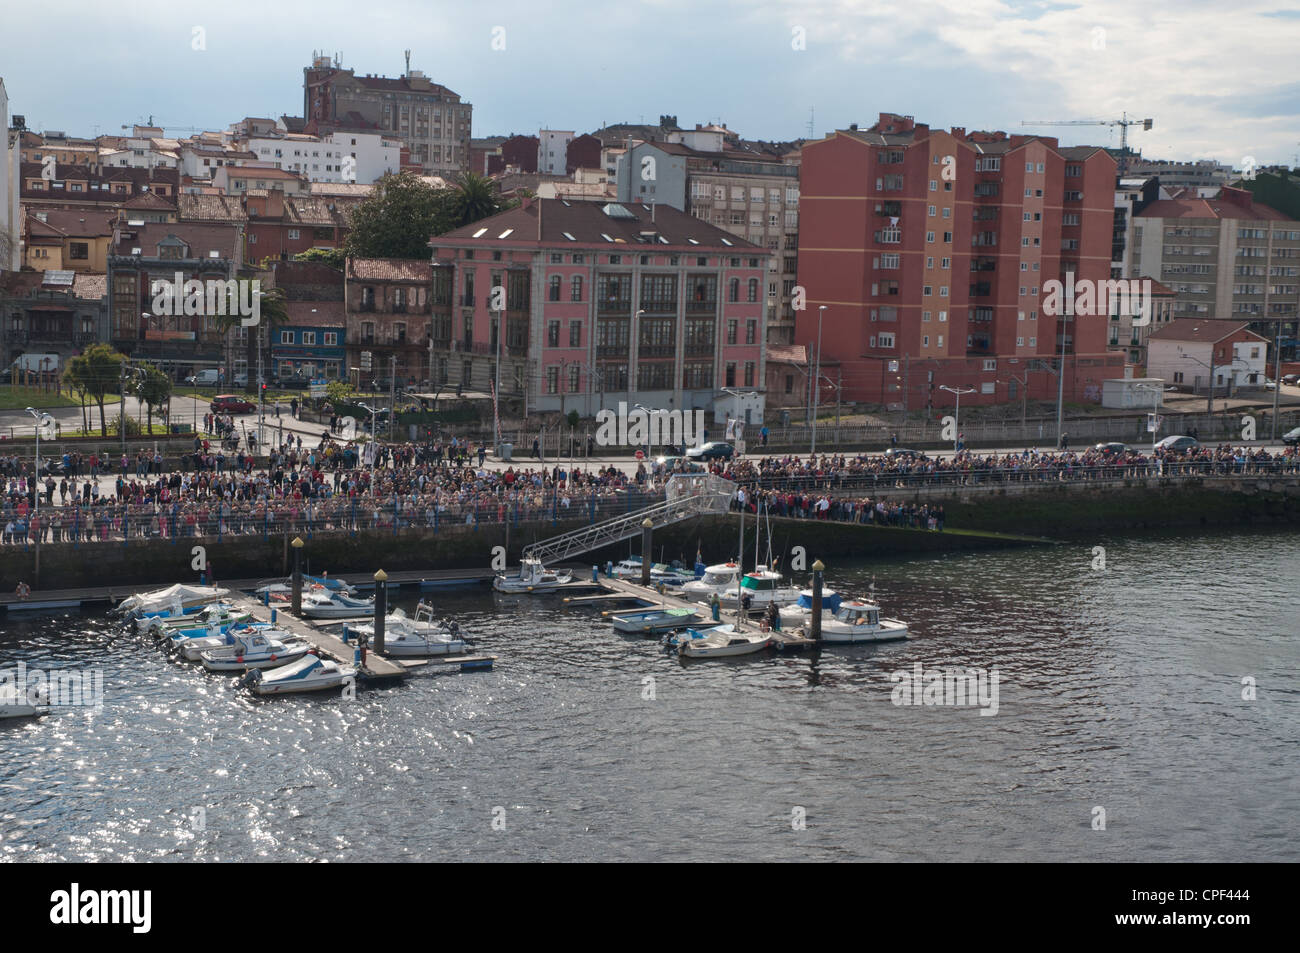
[452,172,500,228]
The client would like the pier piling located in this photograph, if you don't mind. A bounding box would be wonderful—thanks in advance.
[640,518,653,587]
[291,536,304,616]
[810,559,825,642]
[373,568,388,655]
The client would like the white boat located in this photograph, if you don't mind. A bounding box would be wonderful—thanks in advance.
[0,684,48,719]
[611,557,644,579]
[649,563,696,587]
[253,574,357,604]
[117,584,231,631]
[682,561,742,602]
[299,589,376,619]
[719,565,801,610]
[349,603,469,657]
[668,624,771,658]
[198,632,311,671]
[173,622,278,661]
[610,606,701,635]
[493,556,574,593]
[147,602,251,639]
[804,600,910,644]
[778,588,844,628]
[243,654,357,695]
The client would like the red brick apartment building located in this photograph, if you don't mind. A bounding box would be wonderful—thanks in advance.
[796,113,1124,411]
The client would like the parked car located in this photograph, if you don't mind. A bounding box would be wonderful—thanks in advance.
[233,372,249,388]
[211,394,256,414]
[685,441,735,461]
[1155,435,1200,452]
[185,369,222,387]
[1093,442,1130,456]
[1282,426,1300,447]
[1282,374,1299,387]
[883,447,928,460]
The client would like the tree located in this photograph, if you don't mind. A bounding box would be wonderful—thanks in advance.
[292,247,346,270]
[451,172,502,228]
[70,343,128,437]
[325,379,356,407]
[213,280,289,396]
[65,355,91,432]
[133,364,172,435]
[344,172,456,260]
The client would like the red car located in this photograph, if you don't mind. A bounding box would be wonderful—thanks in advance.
[211,394,255,414]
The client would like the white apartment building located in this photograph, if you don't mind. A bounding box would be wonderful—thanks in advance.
[538,130,573,176]
[238,130,400,184]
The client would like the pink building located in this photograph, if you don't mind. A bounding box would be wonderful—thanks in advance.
[431,198,770,421]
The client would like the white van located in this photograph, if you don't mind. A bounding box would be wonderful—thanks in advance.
[187,369,222,386]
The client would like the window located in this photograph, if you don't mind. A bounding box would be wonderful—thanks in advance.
[324,332,338,346]
[549,275,561,301]
[877,332,895,348]
[923,311,931,322]
[939,287,948,297]
[301,331,316,345]
[1028,336,1036,346]
[570,321,582,347]
[939,311,947,322]
[924,285,933,297]
[1016,336,1024,346]
[928,205,936,217]
[547,320,560,347]
[747,278,759,302]
[727,320,738,345]
[571,275,583,301]
[943,232,952,243]
[280,330,294,344]
[926,231,935,243]
[546,366,559,394]
[929,180,938,191]
[923,335,929,346]
[983,359,996,371]
[981,382,995,394]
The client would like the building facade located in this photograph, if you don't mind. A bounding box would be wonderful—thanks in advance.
[344,258,434,389]
[796,113,1124,410]
[432,198,769,420]
[302,55,471,176]
[1146,319,1269,393]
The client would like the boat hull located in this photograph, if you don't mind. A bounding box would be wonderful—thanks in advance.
[200,645,310,671]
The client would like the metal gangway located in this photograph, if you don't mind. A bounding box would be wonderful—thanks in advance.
[523,473,735,566]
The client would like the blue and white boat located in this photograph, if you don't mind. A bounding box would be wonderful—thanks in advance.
[116,584,231,630]
[243,654,357,695]
[173,622,278,661]
[665,624,770,658]
[199,632,310,671]
[778,588,843,628]
[611,606,702,635]
[300,589,375,619]
[147,602,251,640]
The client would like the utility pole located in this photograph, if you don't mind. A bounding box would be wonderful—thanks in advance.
[835,365,842,444]
[811,305,825,456]
[1272,326,1283,440]
[120,359,127,455]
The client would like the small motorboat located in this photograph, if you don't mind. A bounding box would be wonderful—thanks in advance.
[719,565,801,610]
[802,600,910,644]
[649,562,696,587]
[778,588,844,628]
[147,602,251,640]
[242,654,357,695]
[117,584,231,630]
[0,684,48,720]
[610,606,702,635]
[681,561,742,603]
[493,556,573,593]
[198,632,310,671]
[253,574,358,604]
[173,622,278,661]
[299,588,376,619]
[611,557,644,579]
[349,603,469,657]
[667,624,771,658]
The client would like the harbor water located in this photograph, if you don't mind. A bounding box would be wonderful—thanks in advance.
[1,528,1296,862]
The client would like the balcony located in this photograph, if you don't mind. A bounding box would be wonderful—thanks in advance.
[638,344,676,358]
[359,300,376,313]
[598,298,632,314]
[684,342,714,357]
[596,344,629,358]
[685,298,717,313]
[970,282,992,297]
[971,257,997,273]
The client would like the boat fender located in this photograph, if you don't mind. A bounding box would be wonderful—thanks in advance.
[270,654,277,661]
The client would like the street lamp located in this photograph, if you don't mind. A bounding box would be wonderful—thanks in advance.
[1132,382,1163,455]
[26,407,45,527]
[494,298,505,452]
[811,305,826,455]
[939,384,975,453]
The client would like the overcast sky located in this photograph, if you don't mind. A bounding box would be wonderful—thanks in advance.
[3,0,1298,167]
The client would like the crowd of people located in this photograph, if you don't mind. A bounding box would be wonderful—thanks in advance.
[1,431,1297,546]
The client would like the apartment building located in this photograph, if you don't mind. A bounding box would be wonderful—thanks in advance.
[1130,186,1300,362]
[302,54,471,175]
[2,79,20,270]
[431,198,769,420]
[613,123,802,346]
[19,161,180,211]
[344,257,434,389]
[796,112,1124,410]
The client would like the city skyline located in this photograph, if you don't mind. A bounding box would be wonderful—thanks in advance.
[3,0,1298,166]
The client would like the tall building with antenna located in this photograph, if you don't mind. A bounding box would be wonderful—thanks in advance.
[302,51,472,175]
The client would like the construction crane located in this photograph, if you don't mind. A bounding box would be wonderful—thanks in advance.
[1021,113,1153,174]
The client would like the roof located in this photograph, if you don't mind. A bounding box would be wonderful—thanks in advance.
[112,222,240,260]
[283,197,351,227]
[766,345,808,364]
[25,209,115,237]
[346,258,432,282]
[285,301,346,327]
[437,198,764,251]
[178,193,249,223]
[310,182,374,198]
[1137,194,1292,221]
[121,191,177,210]
[1147,319,1264,344]
[73,274,107,300]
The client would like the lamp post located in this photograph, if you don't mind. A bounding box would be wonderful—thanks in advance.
[1133,382,1163,455]
[1181,352,1248,418]
[939,384,975,453]
[811,305,825,455]
[1055,313,1069,448]
[494,299,504,452]
[26,407,49,581]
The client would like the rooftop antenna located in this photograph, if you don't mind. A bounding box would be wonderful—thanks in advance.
[807,107,814,140]
[404,49,411,76]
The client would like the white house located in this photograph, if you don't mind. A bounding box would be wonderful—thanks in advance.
[237,130,400,184]
[1146,319,1269,394]
[538,130,574,176]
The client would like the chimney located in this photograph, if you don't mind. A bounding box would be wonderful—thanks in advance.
[951,127,966,139]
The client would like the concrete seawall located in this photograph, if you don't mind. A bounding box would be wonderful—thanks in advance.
[1,477,1296,591]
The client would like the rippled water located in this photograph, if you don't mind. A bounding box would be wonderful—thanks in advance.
[2,529,1297,862]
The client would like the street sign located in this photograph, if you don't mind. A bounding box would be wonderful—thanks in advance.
[361,351,373,372]
[310,378,327,398]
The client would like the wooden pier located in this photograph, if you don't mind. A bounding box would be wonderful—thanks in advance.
[227,594,407,680]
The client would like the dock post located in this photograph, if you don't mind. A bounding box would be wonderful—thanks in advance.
[592,565,598,582]
[342,625,350,644]
[373,569,388,655]
[640,518,653,587]
[810,559,825,642]
[290,536,304,616]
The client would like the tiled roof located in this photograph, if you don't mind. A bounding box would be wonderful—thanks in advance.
[26,209,115,236]
[766,345,808,364]
[178,193,249,223]
[284,198,350,227]
[437,198,763,251]
[1137,196,1292,221]
[73,274,108,300]
[310,182,374,198]
[112,222,240,260]
[1147,319,1262,343]
[121,191,177,209]
[347,258,432,281]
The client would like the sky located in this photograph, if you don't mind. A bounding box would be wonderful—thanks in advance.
[3,0,1298,167]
